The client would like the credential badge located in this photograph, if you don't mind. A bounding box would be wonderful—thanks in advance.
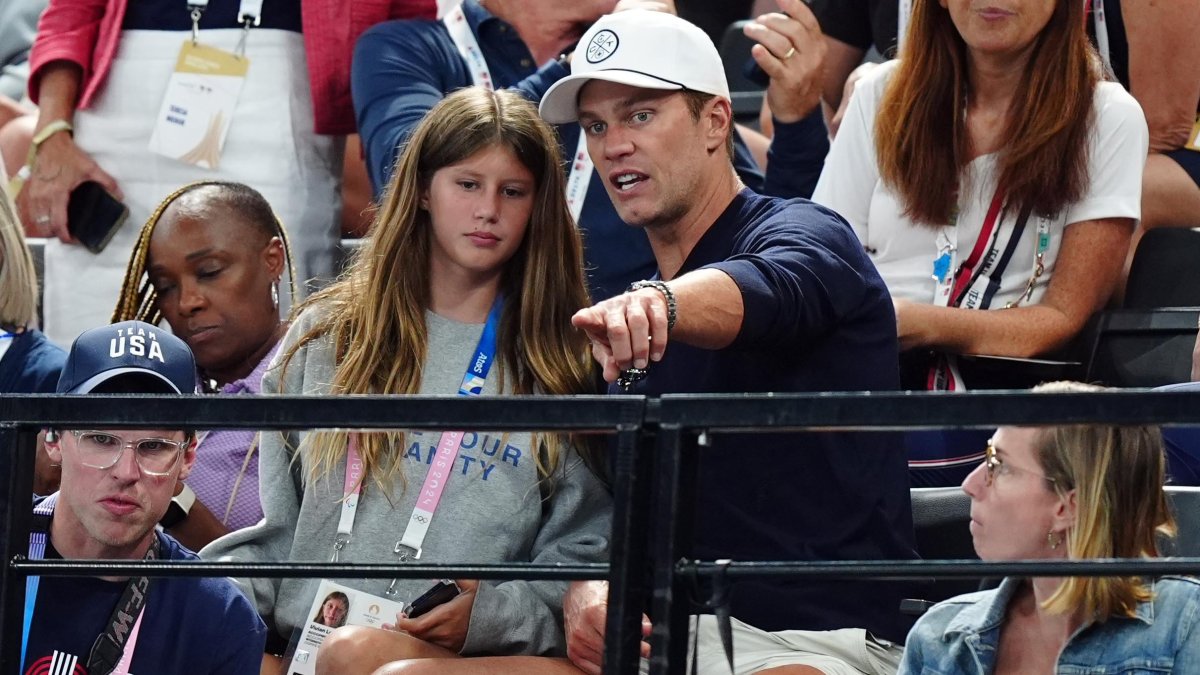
[586,29,619,64]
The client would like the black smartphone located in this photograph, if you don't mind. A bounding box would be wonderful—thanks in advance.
[403,580,461,619]
[67,180,128,254]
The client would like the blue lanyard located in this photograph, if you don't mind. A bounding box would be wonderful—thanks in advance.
[21,494,58,669]
[456,295,503,396]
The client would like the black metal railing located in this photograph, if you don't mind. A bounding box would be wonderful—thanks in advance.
[4,389,1200,675]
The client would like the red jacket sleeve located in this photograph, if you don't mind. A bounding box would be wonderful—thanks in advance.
[28,0,125,109]
[302,0,436,135]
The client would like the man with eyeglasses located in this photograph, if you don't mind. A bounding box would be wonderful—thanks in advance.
[22,320,265,675]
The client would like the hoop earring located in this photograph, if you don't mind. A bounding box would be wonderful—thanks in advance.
[1047,530,1063,550]
[270,281,279,311]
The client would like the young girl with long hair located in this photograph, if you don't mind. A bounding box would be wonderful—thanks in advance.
[202,86,611,672]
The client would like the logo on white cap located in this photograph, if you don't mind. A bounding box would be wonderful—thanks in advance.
[586,30,619,64]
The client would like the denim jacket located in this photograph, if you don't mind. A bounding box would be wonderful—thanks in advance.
[898,576,1200,674]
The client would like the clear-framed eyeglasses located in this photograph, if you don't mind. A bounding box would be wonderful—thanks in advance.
[983,440,1057,488]
[69,430,188,477]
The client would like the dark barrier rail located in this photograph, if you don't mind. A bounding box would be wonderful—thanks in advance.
[5,390,1200,675]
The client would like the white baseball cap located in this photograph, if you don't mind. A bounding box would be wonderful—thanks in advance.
[539,10,731,124]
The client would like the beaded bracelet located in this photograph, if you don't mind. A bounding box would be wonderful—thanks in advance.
[628,280,677,333]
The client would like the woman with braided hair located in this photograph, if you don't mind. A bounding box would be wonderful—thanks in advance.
[112,180,295,551]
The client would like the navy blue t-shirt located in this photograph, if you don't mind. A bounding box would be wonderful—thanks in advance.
[22,528,266,675]
[351,0,827,301]
[619,189,917,641]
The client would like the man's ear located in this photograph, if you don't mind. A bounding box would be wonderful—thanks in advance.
[43,429,63,464]
[705,97,734,155]
[177,436,198,481]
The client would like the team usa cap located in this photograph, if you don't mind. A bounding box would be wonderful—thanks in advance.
[539,10,731,124]
[57,320,197,394]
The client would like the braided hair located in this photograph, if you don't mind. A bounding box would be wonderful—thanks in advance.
[112,181,297,325]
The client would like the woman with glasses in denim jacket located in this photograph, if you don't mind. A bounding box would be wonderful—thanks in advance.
[899,381,1200,675]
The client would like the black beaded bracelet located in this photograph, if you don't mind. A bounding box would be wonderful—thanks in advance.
[628,280,677,333]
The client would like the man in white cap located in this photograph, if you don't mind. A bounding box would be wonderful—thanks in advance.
[19,320,265,674]
[540,8,916,675]
[350,0,829,303]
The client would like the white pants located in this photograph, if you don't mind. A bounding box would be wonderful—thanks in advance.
[43,28,343,346]
[641,616,903,675]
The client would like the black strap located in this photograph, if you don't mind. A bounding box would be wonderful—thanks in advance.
[85,537,159,675]
[978,203,1036,310]
[691,559,735,675]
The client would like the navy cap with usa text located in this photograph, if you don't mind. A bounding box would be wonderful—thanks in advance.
[57,321,197,394]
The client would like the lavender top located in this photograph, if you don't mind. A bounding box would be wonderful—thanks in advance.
[186,344,278,532]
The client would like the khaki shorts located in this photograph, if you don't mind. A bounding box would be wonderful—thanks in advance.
[640,615,902,675]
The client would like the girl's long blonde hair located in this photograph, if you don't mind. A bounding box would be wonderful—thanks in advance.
[281,86,594,492]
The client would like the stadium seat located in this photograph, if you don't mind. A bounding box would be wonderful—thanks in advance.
[1082,308,1200,387]
[718,20,767,126]
[1125,229,1200,309]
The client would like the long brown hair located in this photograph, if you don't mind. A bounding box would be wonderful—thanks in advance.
[876,0,1099,226]
[1029,382,1175,621]
[282,86,594,491]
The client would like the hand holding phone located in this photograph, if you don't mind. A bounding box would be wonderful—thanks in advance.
[403,580,462,619]
[67,180,129,253]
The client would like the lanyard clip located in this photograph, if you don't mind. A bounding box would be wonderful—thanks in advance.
[330,533,350,563]
[394,542,420,562]
[189,6,203,44]
[234,18,254,58]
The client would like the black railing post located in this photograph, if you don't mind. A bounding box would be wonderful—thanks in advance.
[646,424,697,675]
[1,426,37,675]
[603,424,654,675]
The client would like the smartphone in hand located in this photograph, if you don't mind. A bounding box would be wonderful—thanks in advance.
[67,181,128,253]
[403,580,462,619]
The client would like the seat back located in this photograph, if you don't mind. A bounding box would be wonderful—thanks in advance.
[1083,309,1199,387]
[1165,486,1200,557]
[1125,229,1200,309]
[910,487,982,603]
[718,20,766,125]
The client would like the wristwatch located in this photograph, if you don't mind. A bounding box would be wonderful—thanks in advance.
[160,484,196,529]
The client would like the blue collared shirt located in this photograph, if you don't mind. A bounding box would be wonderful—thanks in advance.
[899,576,1200,674]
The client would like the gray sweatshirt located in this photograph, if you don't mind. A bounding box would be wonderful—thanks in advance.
[201,308,613,655]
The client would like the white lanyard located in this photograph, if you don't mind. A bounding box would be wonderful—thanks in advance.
[1091,0,1112,73]
[442,3,593,224]
[898,0,914,53]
